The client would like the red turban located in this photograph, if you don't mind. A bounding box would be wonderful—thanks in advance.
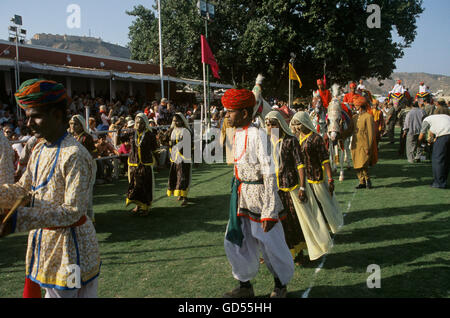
[353,95,368,108]
[349,82,357,89]
[221,88,255,110]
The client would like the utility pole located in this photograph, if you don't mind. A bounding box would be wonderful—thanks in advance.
[158,0,164,99]
[8,15,26,119]
[197,1,215,129]
[289,52,296,108]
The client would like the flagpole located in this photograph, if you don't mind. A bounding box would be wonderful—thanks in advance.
[158,0,164,99]
[202,61,207,144]
[288,68,291,108]
[289,53,296,108]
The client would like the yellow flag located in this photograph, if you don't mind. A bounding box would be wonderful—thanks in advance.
[289,63,302,88]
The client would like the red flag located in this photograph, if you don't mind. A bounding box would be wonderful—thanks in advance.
[323,74,327,88]
[201,35,220,79]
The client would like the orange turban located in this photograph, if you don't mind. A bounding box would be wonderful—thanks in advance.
[221,88,255,110]
[349,82,357,89]
[353,95,368,108]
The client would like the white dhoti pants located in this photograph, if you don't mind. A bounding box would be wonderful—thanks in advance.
[224,218,295,286]
[44,277,98,298]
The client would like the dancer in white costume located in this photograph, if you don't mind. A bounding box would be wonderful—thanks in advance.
[222,88,294,298]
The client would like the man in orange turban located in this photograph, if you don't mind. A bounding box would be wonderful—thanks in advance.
[343,95,376,189]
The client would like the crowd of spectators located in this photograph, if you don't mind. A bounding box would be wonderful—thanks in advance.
[0,89,229,184]
[1,86,449,186]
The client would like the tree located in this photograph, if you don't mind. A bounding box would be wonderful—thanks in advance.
[127,0,424,98]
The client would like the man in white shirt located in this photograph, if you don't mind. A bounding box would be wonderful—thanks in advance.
[221,88,294,298]
[390,80,406,95]
[357,79,366,91]
[418,114,450,188]
[418,82,428,94]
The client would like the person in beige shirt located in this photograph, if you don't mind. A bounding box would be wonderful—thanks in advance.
[0,79,100,298]
[343,95,375,189]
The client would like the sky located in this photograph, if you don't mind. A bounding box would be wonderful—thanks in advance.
[0,0,449,76]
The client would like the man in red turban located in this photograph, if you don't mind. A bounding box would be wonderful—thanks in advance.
[222,88,256,128]
[315,79,332,109]
[343,82,360,114]
[222,88,294,298]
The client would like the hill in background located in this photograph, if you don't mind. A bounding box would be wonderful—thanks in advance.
[28,33,131,59]
[362,72,450,96]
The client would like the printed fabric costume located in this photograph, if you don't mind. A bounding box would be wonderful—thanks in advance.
[70,115,97,221]
[124,113,158,213]
[290,111,344,234]
[222,89,294,287]
[266,111,333,261]
[167,112,192,198]
[0,79,100,297]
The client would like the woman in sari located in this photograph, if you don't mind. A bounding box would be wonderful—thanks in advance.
[265,111,333,263]
[290,111,344,235]
[167,113,192,206]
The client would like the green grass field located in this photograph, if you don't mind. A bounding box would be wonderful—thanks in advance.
[1,131,449,298]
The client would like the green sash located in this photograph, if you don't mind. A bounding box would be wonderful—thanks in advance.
[226,176,263,247]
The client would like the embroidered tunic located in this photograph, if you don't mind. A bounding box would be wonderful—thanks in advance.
[167,127,192,197]
[299,132,330,183]
[272,135,304,191]
[125,129,158,210]
[271,135,306,254]
[234,125,283,222]
[0,133,100,289]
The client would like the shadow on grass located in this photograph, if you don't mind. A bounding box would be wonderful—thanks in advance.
[325,232,450,270]
[336,217,449,245]
[289,265,449,298]
[287,232,450,298]
[0,233,28,270]
[99,243,222,256]
[344,204,450,225]
[95,194,230,243]
[101,253,226,265]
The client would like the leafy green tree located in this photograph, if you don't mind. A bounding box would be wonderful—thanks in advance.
[127,0,424,98]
